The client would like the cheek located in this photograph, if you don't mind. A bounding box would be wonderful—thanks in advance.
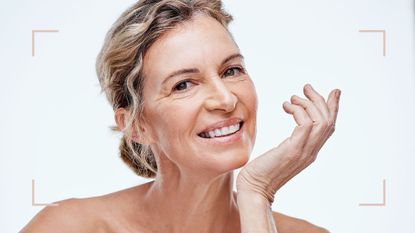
[237,79,258,115]
[148,100,206,168]
[236,80,258,140]
[247,80,258,110]
[149,100,200,147]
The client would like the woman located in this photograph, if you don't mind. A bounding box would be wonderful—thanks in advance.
[22,0,340,232]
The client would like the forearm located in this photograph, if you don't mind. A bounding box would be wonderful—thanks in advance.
[237,192,278,233]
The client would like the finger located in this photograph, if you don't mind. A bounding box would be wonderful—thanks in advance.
[283,101,314,126]
[282,101,313,149]
[303,84,330,121]
[290,95,324,123]
[307,122,336,159]
[327,89,341,126]
[292,90,332,160]
[303,89,341,157]
[291,94,329,147]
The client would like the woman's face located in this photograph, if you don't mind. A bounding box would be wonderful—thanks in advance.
[140,14,257,176]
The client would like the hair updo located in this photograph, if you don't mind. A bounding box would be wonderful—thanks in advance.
[96,0,233,178]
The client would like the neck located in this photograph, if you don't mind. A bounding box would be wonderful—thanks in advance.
[143,166,241,233]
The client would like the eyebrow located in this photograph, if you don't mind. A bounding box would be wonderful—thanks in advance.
[161,53,244,85]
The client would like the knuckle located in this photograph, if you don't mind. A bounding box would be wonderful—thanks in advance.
[319,120,328,128]
[302,120,314,128]
[310,154,317,163]
[313,121,327,132]
[292,105,302,112]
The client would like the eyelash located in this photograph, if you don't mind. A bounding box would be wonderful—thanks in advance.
[172,66,246,93]
[222,66,245,78]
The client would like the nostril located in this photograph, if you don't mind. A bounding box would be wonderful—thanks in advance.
[204,81,238,112]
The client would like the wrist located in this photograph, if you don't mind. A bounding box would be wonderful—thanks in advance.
[237,190,273,208]
[237,191,277,233]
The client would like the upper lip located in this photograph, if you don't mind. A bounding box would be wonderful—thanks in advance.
[198,117,243,134]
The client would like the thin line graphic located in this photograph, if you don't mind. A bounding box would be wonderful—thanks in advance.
[359,179,386,207]
[32,179,59,207]
[359,29,386,56]
[31,29,59,57]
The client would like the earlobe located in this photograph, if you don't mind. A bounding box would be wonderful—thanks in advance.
[114,108,151,145]
[114,108,128,132]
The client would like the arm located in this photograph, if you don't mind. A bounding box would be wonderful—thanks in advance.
[236,84,340,232]
[237,196,331,233]
[237,192,277,233]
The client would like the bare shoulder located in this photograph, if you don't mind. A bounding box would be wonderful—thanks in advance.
[272,211,330,233]
[21,183,152,233]
[20,198,101,233]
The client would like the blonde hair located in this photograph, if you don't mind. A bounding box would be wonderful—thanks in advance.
[96,0,233,178]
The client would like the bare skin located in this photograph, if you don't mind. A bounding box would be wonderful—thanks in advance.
[22,14,338,233]
[22,183,328,233]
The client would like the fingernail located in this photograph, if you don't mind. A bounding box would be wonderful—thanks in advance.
[336,90,341,98]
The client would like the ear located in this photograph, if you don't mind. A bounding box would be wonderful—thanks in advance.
[114,108,151,145]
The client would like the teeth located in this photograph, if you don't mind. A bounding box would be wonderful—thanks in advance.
[232,124,239,132]
[214,129,221,137]
[201,123,241,138]
[221,126,230,136]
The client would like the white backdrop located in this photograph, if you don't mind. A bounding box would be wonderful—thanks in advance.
[0,0,414,232]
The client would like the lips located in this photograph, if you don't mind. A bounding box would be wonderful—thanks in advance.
[197,118,243,139]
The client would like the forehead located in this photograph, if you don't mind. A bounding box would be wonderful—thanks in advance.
[142,14,239,79]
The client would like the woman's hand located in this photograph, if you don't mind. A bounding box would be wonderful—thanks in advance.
[236,84,341,204]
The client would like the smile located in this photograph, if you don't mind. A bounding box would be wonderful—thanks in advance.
[198,122,243,138]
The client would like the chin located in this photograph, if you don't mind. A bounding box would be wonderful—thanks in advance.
[212,150,250,174]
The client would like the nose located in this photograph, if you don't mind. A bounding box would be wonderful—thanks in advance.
[204,78,238,113]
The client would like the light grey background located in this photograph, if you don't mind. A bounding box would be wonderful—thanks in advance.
[0,0,414,232]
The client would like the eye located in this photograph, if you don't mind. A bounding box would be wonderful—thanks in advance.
[222,66,245,78]
[173,80,194,92]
